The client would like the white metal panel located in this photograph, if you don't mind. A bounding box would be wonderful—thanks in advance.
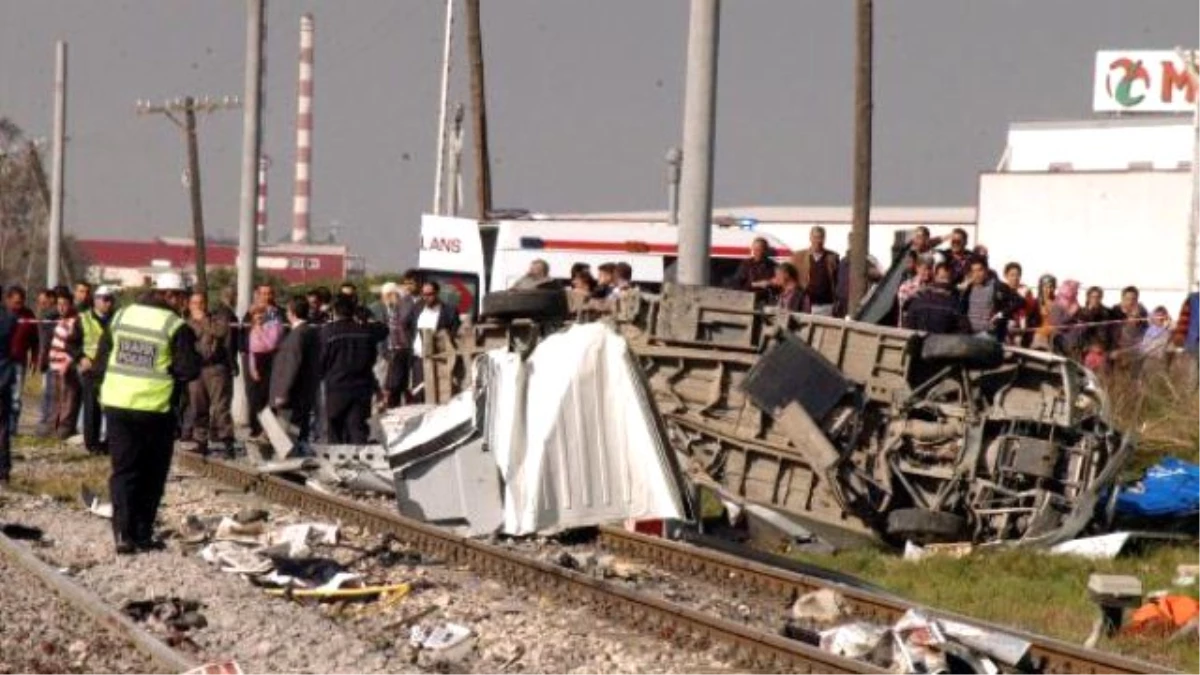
[504,323,686,536]
[977,171,1194,312]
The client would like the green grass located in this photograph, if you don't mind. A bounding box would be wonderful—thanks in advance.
[8,435,110,502]
[791,544,1198,671]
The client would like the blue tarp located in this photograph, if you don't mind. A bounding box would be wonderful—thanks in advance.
[1115,458,1200,518]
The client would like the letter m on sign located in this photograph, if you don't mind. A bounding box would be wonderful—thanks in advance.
[1162,59,1198,104]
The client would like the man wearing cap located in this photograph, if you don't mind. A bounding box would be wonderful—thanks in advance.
[97,272,201,554]
[67,285,116,454]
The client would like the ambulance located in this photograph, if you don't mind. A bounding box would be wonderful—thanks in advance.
[417,213,793,319]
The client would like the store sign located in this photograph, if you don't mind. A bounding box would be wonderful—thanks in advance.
[1093,50,1196,113]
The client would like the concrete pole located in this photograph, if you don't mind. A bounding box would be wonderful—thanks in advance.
[432,0,455,215]
[237,0,265,318]
[665,146,682,226]
[847,0,874,314]
[465,0,493,220]
[46,41,67,288]
[676,0,720,286]
[234,0,265,428]
[184,97,208,293]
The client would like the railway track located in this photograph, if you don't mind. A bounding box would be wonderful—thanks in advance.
[597,527,1168,674]
[0,527,197,673]
[176,452,1169,675]
[176,451,880,674]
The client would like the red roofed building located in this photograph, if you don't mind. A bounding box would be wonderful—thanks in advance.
[77,237,365,288]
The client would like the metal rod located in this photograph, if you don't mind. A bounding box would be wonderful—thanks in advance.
[848,0,874,313]
[47,40,66,289]
[184,97,208,293]
[666,146,682,227]
[433,0,455,215]
[446,103,465,217]
[465,0,492,220]
[676,0,720,286]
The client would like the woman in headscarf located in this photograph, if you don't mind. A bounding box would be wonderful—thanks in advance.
[1026,274,1057,350]
[1050,279,1082,354]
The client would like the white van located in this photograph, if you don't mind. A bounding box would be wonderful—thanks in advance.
[417,214,793,319]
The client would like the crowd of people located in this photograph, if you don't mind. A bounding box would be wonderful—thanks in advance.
[0,229,1194,550]
[0,272,466,488]
[725,226,1200,371]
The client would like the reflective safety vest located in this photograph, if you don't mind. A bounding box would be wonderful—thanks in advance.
[100,304,184,413]
[48,317,76,374]
[79,311,107,361]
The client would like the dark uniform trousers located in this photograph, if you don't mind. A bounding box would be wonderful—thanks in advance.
[107,409,175,544]
[325,389,370,444]
[79,372,104,452]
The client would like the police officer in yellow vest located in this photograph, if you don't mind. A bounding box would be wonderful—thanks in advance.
[66,285,116,455]
[97,272,201,554]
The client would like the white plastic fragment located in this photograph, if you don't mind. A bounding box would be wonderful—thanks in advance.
[410,619,470,648]
[817,622,889,661]
[1048,532,1131,560]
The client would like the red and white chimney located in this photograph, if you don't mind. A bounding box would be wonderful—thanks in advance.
[256,155,269,244]
[291,13,314,244]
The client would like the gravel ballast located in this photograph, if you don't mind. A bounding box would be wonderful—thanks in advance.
[0,546,158,673]
[1,458,742,674]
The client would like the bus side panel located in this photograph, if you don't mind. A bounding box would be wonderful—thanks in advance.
[490,249,664,291]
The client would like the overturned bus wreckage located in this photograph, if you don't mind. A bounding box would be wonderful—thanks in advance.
[420,284,1133,548]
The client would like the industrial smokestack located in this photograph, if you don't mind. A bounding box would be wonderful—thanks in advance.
[256,155,269,244]
[291,13,314,244]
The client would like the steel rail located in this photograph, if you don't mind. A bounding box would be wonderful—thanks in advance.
[175,452,883,674]
[0,529,199,672]
[597,526,1170,675]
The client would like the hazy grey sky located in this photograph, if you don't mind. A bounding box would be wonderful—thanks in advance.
[2,1,1196,270]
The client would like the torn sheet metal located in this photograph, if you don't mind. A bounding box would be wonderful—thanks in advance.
[386,389,503,536]
[501,323,688,535]
[386,323,688,537]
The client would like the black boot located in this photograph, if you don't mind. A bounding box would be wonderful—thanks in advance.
[114,533,137,555]
[133,520,164,552]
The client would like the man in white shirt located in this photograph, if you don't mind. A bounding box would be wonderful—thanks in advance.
[407,281,461,402]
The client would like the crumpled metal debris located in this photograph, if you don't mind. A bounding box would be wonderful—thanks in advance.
[811,607,1031,673]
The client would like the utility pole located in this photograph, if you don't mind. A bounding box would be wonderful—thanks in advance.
[433,0,456,215]
[665,146,682,226]
[848,0,874,314]
[136,95,239,294]
[1176,47,1199,291]
[234,0,266,430]
[465,0,492,220]
[238,0,265,319]
[676,0,720,286]
[47,40,67,289]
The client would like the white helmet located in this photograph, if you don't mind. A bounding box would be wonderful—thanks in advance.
[154,272,186,291]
